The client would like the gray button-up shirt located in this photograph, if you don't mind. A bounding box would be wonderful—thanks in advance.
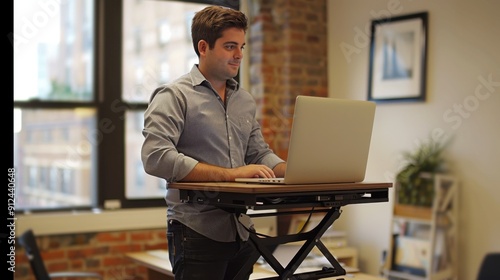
[141,65,284,242]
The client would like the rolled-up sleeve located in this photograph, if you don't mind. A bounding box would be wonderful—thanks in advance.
[141,87,198,182]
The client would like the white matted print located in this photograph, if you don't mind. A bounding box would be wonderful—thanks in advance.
[368,12,428,102]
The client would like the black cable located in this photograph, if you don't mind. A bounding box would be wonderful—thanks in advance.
[296,207,315,234]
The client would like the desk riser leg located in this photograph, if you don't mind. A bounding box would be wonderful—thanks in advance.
[284,207,346,277]
[242,207,347,280]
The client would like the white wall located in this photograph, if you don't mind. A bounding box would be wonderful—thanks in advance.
[327,0,500,278]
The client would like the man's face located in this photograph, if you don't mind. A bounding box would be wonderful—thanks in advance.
[201,27,246,82]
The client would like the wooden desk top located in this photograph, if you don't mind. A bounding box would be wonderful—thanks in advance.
[169,181,392,194]
[125,250,173,277]
[126,250,385,280]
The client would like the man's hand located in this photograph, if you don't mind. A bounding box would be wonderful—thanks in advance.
[232,164,276,179]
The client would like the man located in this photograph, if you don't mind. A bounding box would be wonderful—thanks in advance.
[141,5,286,280]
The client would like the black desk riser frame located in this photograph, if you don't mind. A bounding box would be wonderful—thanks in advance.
[174,184,390,280]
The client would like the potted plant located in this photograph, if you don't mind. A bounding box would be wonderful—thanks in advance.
[395,137,448,207]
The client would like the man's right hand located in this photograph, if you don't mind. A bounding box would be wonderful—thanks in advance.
[232,164,276,180]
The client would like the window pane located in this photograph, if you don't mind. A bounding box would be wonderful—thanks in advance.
[123,0,208,199]
[13,108,97,211]
[125,111,165,199]
[13,0,94,101]
[122,0,206,102]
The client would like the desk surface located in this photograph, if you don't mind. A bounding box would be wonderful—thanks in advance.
[125,250,173,277]
[169,181,392,194]
[169,181,392,210]
[126,250,385,280]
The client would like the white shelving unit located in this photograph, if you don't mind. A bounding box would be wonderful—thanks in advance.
[384,174,459,280]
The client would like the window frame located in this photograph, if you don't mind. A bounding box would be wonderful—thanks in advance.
[13,0,240,213]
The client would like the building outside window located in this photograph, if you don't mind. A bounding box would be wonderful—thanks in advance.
[13,0,237,212]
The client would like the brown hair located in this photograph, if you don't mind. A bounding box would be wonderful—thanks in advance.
[191,6,248,57]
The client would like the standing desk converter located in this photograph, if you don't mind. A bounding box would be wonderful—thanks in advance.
[169,181,392,280]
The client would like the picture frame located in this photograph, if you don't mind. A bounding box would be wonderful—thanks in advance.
[367,12,428,102]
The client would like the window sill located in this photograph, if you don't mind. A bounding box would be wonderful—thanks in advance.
[16,207,166,236]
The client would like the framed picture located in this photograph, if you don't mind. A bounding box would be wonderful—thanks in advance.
[367,12,428,102]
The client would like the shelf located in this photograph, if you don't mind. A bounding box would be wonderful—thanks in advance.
[385,269,426,280]
[385,174,458,280]
[394,204,432,220]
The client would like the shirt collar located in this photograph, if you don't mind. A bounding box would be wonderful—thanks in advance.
[189,64,240,91]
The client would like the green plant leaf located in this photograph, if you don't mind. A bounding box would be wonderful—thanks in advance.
[396,137,449,206]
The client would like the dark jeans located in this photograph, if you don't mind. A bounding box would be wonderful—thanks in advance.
[167,220,255,280]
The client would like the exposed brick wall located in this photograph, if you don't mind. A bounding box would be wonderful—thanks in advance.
[15,229,166,280]
[248,0,328,159]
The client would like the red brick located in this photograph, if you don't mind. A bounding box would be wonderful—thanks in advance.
[110,244,142,254]
[41,249,65,261]
[130,231,154,241]
[144,243,168,251]
[102,256,129,266]
[70,259,84,269]
[46,261,69,272]
[67,246,108,258]
[95,232,127,243]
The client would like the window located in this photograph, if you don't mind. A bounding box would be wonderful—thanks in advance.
[122,1,210,199]
[13,0,239,212]
[14,0,97,211]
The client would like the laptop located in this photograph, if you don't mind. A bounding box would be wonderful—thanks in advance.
[235,95,376,185]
